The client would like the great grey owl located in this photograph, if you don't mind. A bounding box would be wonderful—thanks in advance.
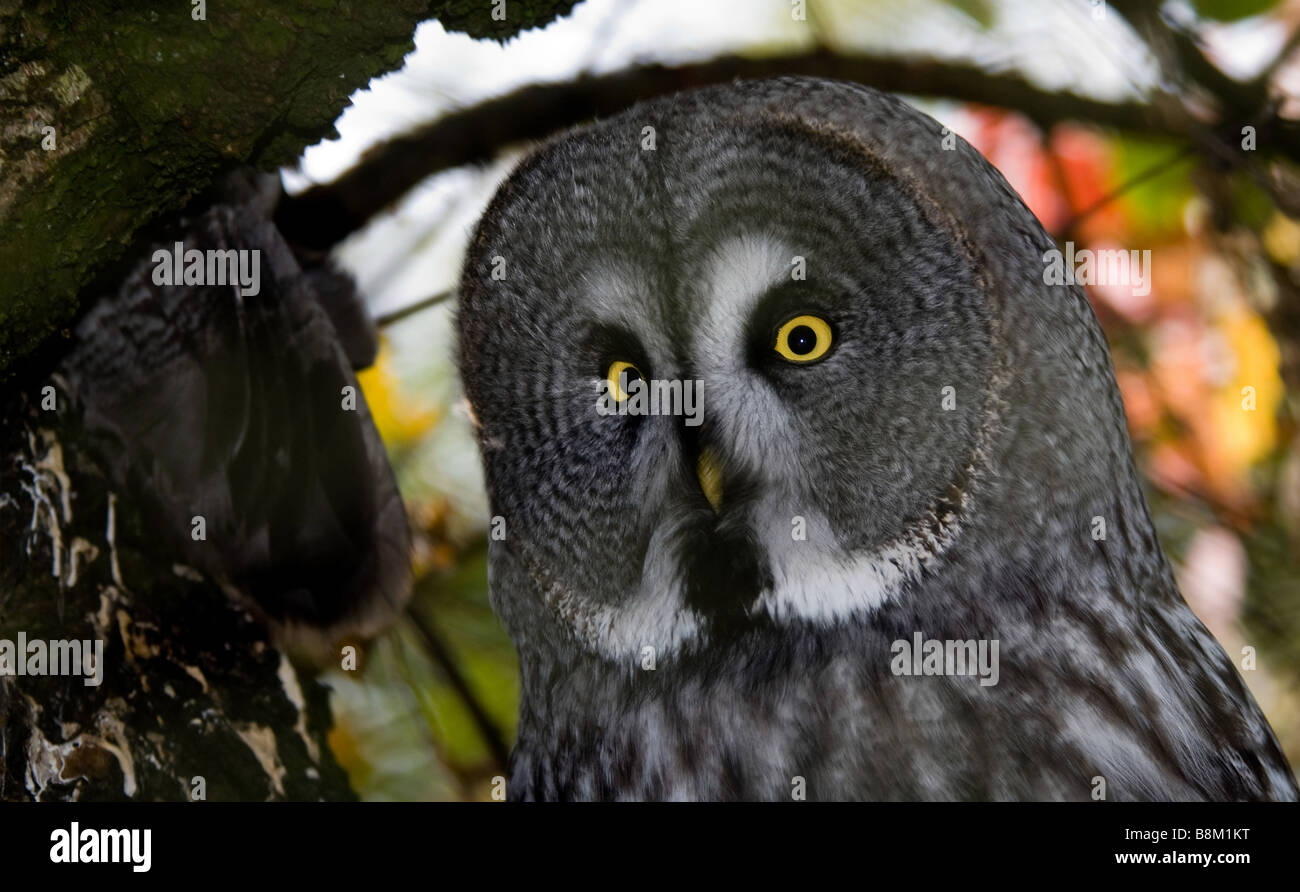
[455,77,1298,801]
[58,170,411,647]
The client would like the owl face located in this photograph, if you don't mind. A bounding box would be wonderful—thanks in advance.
[453,80,1300,805]
[458,82,1023,661]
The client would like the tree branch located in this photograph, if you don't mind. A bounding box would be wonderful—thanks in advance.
[277,50,1177,252]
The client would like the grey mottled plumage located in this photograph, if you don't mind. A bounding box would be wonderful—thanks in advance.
[59,171,411,645]
[456,77,1297,801]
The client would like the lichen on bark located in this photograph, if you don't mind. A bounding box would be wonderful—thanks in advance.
[0,399,354,800]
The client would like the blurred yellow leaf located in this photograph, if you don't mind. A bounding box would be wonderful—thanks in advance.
[1208,309,1281,476]
[1262,211,1300,266]
[357,340,440,447]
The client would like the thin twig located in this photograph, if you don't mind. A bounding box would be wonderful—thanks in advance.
[375,290,453,328]
[1060,143,1198,236]
[275,50,1164,251]
[405,605,511,772]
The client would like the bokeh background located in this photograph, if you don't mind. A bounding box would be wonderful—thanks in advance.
[282,0,1300,800]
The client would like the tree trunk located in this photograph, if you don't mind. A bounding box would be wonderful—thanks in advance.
[0,0,575,801]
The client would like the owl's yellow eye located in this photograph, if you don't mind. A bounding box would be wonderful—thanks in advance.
[606,360,642,402]
[774,315,833,363]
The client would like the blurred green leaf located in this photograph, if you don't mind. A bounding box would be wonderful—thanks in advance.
[326,541,515,800]
[1111,134,1197,238]
[1233,174,1275,229]
[944,0,996,28]
[1192,0,1277,22]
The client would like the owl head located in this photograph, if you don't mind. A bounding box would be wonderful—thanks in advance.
[457,77,1147,664]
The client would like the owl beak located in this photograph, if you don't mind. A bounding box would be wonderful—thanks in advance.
[697,447,724,513]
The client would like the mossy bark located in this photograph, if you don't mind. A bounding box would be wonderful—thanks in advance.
[0,0,578,376]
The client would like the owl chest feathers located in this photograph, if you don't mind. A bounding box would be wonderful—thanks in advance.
[508,637,1060,801]
[504,571,1298,802]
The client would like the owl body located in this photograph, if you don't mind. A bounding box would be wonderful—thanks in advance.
[497,515,1290,801]
[61,171,411,644]
[457,78,1297,801]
